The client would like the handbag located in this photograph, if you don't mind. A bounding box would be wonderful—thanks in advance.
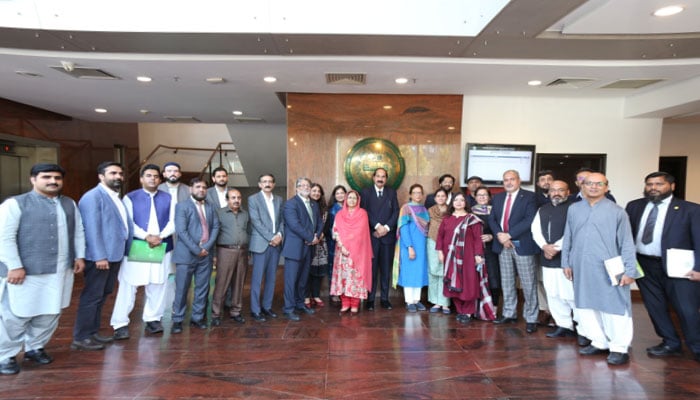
[128,239,166,263]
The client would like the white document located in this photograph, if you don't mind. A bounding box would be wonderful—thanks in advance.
[604,256,625,286]
[666,248,694,279]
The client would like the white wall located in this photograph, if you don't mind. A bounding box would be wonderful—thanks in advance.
[661,121,700,203]
[461,96,663,206]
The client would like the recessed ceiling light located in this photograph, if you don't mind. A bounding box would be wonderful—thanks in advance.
[205,77,226,84]
[232,110,243,116]
[528,80,542,86]
[383,105,392,110]
[94,108,107,113]
[136,76,152,82]
[140,109,150,115]
[263,76,277,83]
[653,5,683,17]
[395,77,409,84]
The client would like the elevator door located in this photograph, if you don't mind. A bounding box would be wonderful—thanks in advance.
[0,154,28,202]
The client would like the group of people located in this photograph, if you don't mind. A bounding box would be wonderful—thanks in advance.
[1,162,698,376]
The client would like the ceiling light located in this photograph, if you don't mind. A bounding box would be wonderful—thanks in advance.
[140,109,150,115]
[263,76,277,83]
[448,126,456,130]
[136,76,152,82]
[232,110,243,116]
[528,80,542,86]
[383,105,392,110]
[395,77,409,84]
[653,5,683,17]
[94,108,107,113]
[205,77,226,84]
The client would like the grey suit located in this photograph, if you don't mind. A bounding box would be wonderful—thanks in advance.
[206,186,228,210]
[248,191,285,314]
[158,182,190,204]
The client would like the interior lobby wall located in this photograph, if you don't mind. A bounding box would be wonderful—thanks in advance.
[661,121,700,203]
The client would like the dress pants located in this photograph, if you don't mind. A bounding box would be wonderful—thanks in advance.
[0,284,60,361]
[172,256,213,323]
[283,248,311,314]
[250,247,281,314]
[110,280,167,329]
[212,247,248,318]
[369,238,395,302]
[637,254,700,353]
[498,247,538,323]
[73,260,121,341]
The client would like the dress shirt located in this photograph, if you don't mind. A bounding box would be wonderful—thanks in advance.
[635,195,672,257]
[216,208,250,246]
[214,186,227,208]
[100,183,129,232]
[262,191,277,235]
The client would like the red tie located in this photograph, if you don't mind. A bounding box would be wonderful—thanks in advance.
[503,194,512,233]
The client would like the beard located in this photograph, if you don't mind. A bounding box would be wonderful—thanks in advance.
[644,190,672,203]
[166,175,180,184]
[550,196,566,206]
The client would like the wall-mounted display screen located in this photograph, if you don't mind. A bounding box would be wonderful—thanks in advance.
[465,143,535,184]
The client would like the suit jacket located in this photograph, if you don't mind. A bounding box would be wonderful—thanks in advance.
[488,188,539,255]
[248,191,285,254]
[205,186,227,209]
[626,196,700,273]
[281,195,323,261]
[79,184,133,263]
[360,186,399,245]
[172,198,220,264]
[158,182,190,203]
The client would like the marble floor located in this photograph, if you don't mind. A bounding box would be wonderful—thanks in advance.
[1,269,698,399]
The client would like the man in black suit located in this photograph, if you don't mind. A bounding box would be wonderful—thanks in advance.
[625,171,700,362]
[488,169,540,333]
[360,168,399,310]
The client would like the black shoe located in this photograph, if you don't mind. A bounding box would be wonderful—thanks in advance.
[0,357,19,375]
[456,314,471,324]
[577,335,592,347]
[145,321,164,334]
[284,312,301,321]
[91,333,114,344]
[493,316,518,324]
[171,322,183,334]
[526,323,538,333]
[24,349,53,365]
[646,343,681,357]
[579,345,608,356]
[607,352,630,365]
[296,307,315,315]
[113,326,130,340]
[71,337,105,351]
[230,315,246,324]
[381,300,393,310]
[190,319,208,329]
[211,317,222,327]
[262,309,278,318]
[366,301,375,311]
[546,326,576,338]
[251,312,267,322]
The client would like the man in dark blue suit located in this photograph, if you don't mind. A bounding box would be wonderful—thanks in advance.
[281,177,323,321]
[626,171,700,362]
[170,178,220,333]
[488,169,540,333]
[360,168,399,310]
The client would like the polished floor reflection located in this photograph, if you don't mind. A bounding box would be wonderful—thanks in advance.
[1,269,698,399]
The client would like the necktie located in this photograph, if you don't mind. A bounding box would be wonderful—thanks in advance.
[304,199,314,224]
[197,203,209,244]
[378,190,383,198]
[503,194,512,233]
[641,202,659,245]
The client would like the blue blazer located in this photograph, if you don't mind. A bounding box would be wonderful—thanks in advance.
[79,185,133,263]
[281,195,323,261]
[248,192,285,254]
[172,199,220,264]
[626,197,700,273]
[488,188,539,255]
[360,186,399,245]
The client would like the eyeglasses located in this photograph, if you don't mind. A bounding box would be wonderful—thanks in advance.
[583,181,607,187]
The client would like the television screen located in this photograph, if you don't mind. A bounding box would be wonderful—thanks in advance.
[465,143,536,184]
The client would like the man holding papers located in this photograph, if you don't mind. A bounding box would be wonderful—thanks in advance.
[561,172,640,365]
[626,171,700,363]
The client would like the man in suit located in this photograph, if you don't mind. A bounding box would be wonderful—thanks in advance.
[626,171,700,362]
[206,166,229,209]
[424,173,457,209]
[72,161,132,351]
[170,178,220,333]
[360,167,399,311]
[488,169,540,333]
[248,173,284,322]
[281,177,323,321]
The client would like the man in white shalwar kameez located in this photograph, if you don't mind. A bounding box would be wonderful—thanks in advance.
[110,164,174,339]
[0,163,85,375]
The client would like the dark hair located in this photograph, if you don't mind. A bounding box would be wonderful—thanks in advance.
[449,192,471,214]
[189,177,206,186]
[97,161,122,175]
[474,186,491,200]
[537,169,554,179]
[140,164,161,176]
[226,188,241,199]
[212,166,228,176]
[432,188,450,204]
[163,161,181,170]
[373,168,388,178]
[438,174,455,184]
[409,183,424,195]
[258,173,275,183]
[311,183,328,213]
[330,185,347,206]
[644,171,675,184]
[30,163,65,177]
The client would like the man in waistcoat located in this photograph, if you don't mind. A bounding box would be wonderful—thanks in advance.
[0,164,85,375]
[110,164,174,339]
